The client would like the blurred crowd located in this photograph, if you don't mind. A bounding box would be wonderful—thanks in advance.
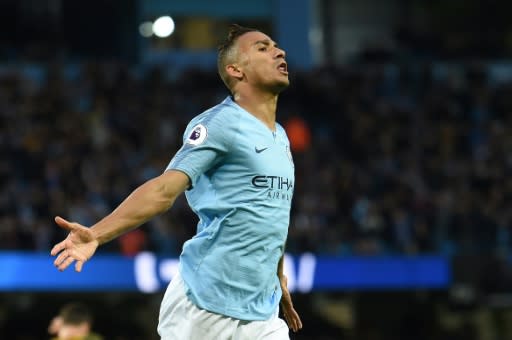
[1,61,512,257]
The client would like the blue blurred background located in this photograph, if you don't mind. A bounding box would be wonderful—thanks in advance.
[2,0,512,339]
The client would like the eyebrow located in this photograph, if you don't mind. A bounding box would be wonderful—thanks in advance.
[253,39,279,48]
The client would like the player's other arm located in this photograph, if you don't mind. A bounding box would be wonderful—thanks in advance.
[278,248,303,332]
[51,170,189,272]
[90,169,189,244]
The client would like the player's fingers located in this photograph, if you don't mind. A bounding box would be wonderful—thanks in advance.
[294,313,303,331]
[50,241,66,256]
[289,314,298,332]
[54,216,77,232]
[283,310,295,331]
[285,308,302,332]
[289,307,301,327]
[292,308,302,330]
[57,256,75,272]
[53,250,69,267]
[75,260,84,272]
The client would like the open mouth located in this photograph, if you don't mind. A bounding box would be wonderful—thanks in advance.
[277,62,288,75]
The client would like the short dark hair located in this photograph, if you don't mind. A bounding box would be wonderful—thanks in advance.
[217,24,258,92]
[59,302,93,326]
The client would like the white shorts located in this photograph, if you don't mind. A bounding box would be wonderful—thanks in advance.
[157,271,290,340]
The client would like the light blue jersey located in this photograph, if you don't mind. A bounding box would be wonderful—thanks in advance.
[166,96,295,321]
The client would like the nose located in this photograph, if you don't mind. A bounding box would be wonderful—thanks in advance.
[275,47,286,59]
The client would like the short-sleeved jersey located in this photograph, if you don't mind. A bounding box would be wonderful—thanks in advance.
[166,96,295,321]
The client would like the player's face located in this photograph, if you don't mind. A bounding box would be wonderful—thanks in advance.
[236,31,289,93]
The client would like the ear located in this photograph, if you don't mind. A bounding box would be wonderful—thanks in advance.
[226,64,244,81]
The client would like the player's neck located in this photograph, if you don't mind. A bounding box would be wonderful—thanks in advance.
[233,89,278,131]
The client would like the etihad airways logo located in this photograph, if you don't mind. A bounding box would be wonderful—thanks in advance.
[251,175,294,190]
[251,175,294,201]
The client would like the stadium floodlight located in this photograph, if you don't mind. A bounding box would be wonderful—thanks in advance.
[139,21,154,38]
[152,16,175,38]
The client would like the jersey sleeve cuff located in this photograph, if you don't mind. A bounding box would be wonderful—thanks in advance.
[165,166,197,189]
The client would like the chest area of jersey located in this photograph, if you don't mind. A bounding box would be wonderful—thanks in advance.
[230,123,294,182]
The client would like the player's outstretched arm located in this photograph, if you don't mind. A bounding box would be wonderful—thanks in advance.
[51,170,190,272]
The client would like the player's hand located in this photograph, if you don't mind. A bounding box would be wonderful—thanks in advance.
[279,274,303,332]
[48,316,63,335]
[51,216,99,272]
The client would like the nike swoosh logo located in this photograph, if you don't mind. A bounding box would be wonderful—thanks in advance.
[255,146,269,153]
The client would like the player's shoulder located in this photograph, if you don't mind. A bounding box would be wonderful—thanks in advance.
[183,97,242,144]
[189,96,242,127]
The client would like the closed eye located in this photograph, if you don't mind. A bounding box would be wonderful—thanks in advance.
[254,40,273,52]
